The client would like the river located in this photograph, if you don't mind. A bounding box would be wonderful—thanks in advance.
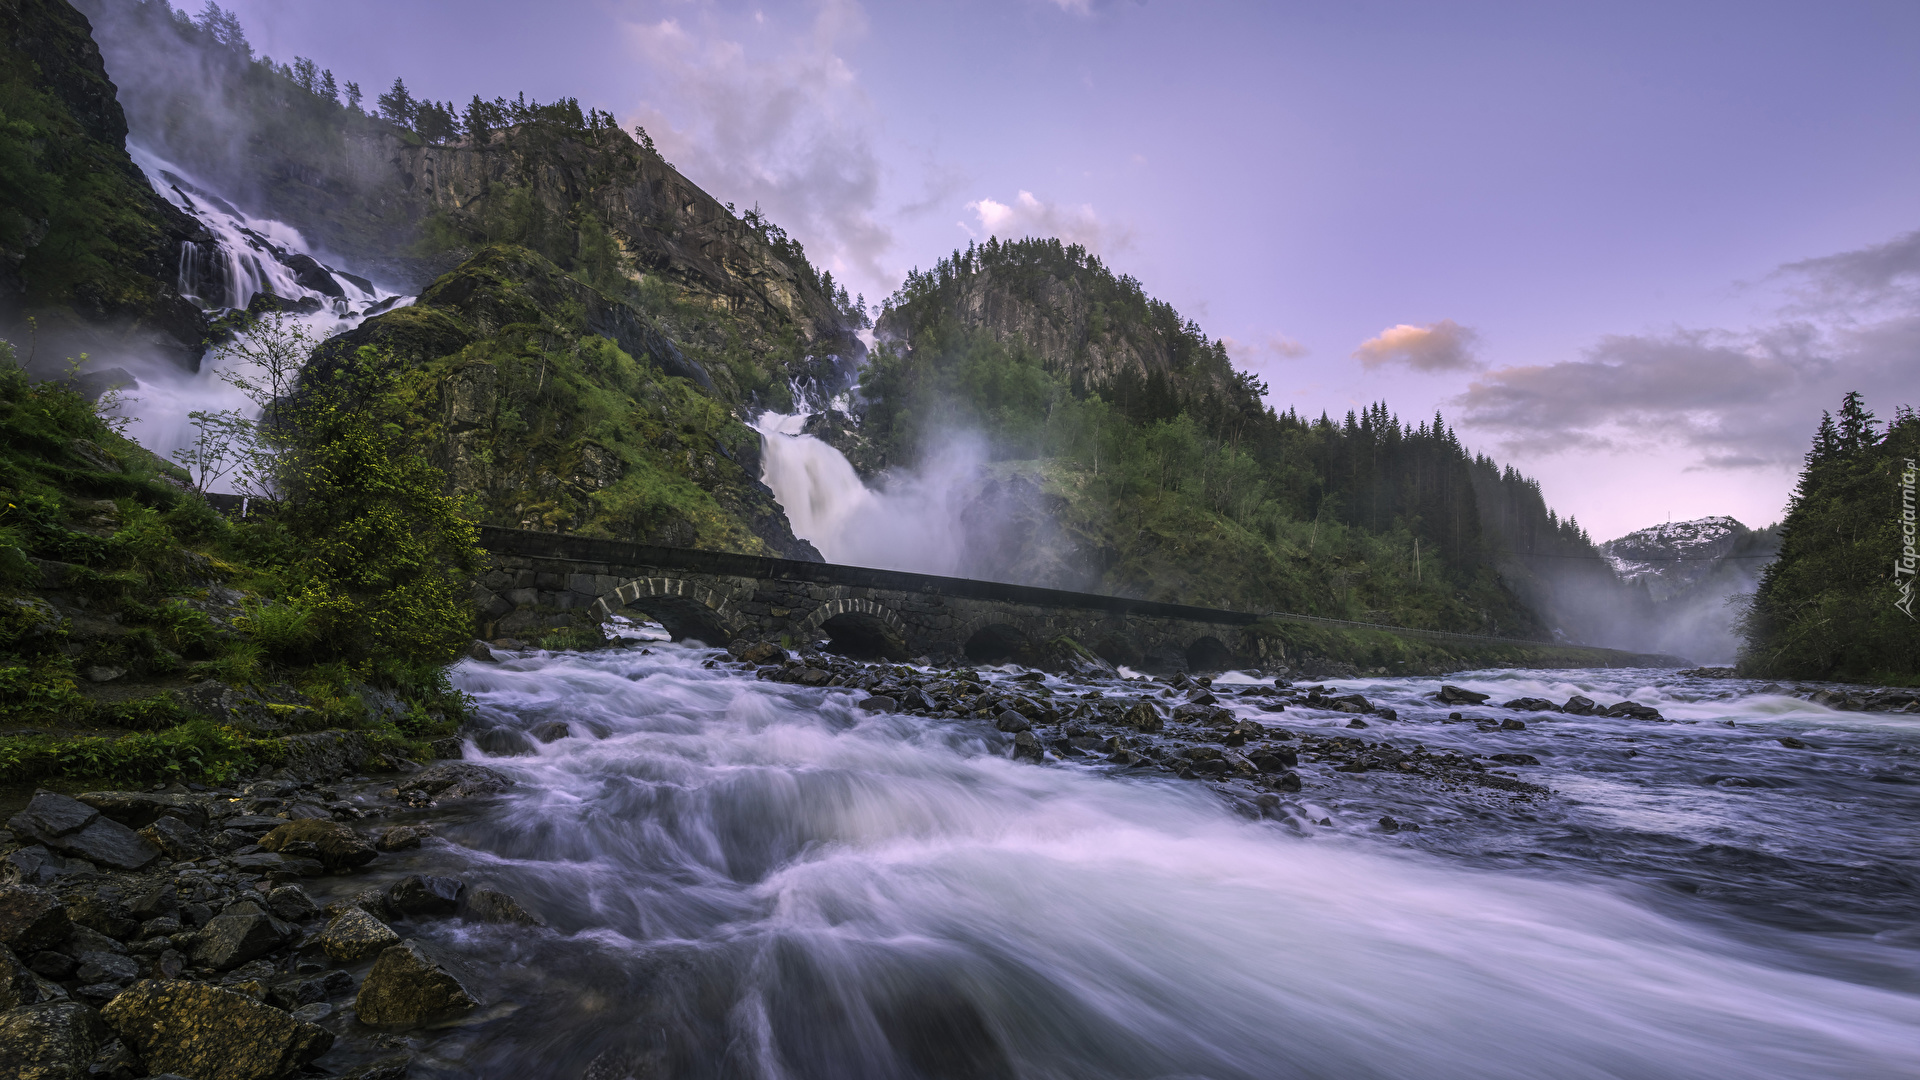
[362,646,1920,1078]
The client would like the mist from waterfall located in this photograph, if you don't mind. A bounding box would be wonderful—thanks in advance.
[100,148,410,489]
[753,412,986,575]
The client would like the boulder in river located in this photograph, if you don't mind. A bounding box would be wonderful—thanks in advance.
[317,908,400,963]
[103,979,333,1080]
[394,763,516,802]
[1561,695,1597,715]
[1121,701,1165,733]
[1436,685,1490,706]
[257,819,376,873]
[354,939,486,1029]
[462,887,545,927]
[387,874,465,917]
[994,710,1031,733]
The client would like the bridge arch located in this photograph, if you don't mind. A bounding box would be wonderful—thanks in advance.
[796,597,912,661]
[588,576,743,645]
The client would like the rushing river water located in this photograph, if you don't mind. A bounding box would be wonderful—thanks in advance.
[377,646,1920,1079]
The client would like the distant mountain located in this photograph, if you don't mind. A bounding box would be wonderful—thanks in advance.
[1603,516,1780,603]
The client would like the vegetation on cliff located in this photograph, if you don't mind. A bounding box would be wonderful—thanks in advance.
[1740,392,1920,682]
[0,340,480,785]
[864,238,1606,637]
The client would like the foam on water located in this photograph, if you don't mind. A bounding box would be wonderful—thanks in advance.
[418,646,1920,1078]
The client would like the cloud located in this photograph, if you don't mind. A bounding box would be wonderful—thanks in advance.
[1453,228,1920,468]
[1352,319,1481,372]
[963,190,1133,254]
[618,1,891,289]
[1224,332,1309,365]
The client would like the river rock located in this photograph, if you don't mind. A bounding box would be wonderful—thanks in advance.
[257,819,376,873]
[472,727,535,756]
[18,813,156,874]
[191,902,294,971]
[728,640,785,665]
[462,887,544,927]
[138,817,208,862]
[1,944,67,1009]
[1121,702,1164,732]
[530,721,571,742]
[993,710,1031,733]
[4,846,96,886]
[1328,694,1373,714]
[103,979,333,1080]
[265,886,317,923]
[1011,730,1043,762]
[0,887,71,953]
[1437,685,1490,706]
[230,852,324,878]
[1603,701,1663,721]
[857,695,898,713]
[1249,748,1298,772]
[74,793,207,831]
[386,874,464,917]
[0,1000,108,1080]
[1562,695,1597,715]
[128,884,177,923]
[354,939,486,1029]
[374,825,428,853]
[317,907,401,962]
[67,894,137,940]
[1502,698,1560,712]
[398,762,516,802]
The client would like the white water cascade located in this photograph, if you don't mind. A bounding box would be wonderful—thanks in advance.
[104,148,411,486]
[754,411,987,575]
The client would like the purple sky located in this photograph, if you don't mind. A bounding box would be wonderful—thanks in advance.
[213,0,1920,540]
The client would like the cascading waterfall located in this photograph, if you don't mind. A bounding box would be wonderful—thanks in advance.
[104,148,412,486]
[754,411,994,576]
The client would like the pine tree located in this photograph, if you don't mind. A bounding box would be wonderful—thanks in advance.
[345,81,363,112]
[319,69,338,105]
[377,78,415,126]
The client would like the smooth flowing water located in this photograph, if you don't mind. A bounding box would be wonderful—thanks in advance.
[375,649,1920,1079]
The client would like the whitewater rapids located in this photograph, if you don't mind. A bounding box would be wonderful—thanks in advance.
[366,648,1920,1079]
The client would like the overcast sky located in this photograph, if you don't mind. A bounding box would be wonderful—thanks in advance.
[213,0,1920,540]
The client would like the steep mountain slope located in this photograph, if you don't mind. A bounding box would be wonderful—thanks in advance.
[0,0,207,373]
[853,239,1612,637]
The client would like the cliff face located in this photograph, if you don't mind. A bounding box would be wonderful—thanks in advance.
[875,239,1253,411]
[0,0,207,372]
[319,244,820,561]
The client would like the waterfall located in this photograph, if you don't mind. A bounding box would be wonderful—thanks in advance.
[754,411,985,575]
[106,148,412,489]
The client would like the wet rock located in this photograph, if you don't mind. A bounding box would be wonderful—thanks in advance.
[993,710,1031,734]
[266,886,318,923]
[1499,718,1527,731]
[3,846,96,886]
[354,939,486,1029]
[1436,685,1490,706]
[1249,748,1298,773]
[316,908,400,963]
[530,721,571,743]
[1,944,67,1009]
[473,727,535,756]
[68,895,137,940]
[394,763,515,802]
[137,818,208,862]
[374,826,428,853]
[75,793,208,832]
[465,639,499,663]
[857,696,898,713]
[1328,694,1373,714]
[1011,730,1043,762]
[0,1000,107,1080]
[7,793,160,873]
[0,887,71,953]
[1603,701,1663,721]
[1502,698,1560,712]
[216,815,289,838]
[1561,695,1597,716]
[257,819,376,873]
[1777,736,1810,749]
[1261,772,1303,793]
[1346,718,1369,729]
[461,887,544,927]
[73,951,137,986]
[727,640,786,665]
[1489,753,1541,766]
[128,885,177,924]
[231,852,324,878]
[87,1035,142,1079]
[191,902,294,971]
[386,874,465,917]
[798,668,831,686]
[266,969,352,1011]
[28,950,76,980]
[1120,702,1165,733]
[103,979,333,1080]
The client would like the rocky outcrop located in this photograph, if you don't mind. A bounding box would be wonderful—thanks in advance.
[102,980,333,1080]
[354,939,485,1029]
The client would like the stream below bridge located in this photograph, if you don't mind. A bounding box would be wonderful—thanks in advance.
[343,646,1918,1079]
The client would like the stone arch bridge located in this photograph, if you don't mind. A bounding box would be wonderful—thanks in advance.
[474,526,1675,673]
